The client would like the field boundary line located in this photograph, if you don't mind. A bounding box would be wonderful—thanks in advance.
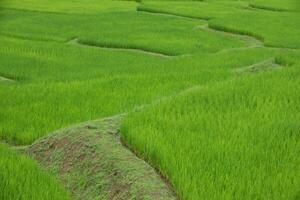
[0,6,75,15]
[0,32,65,43]
[0,33,188,59]
[122,57,286,116]
[0,76,16,83]
[137,9,300,52]
[67,38,186,59]
[248,4,291,12]
[137,8,209,21]
[235,57,283,73]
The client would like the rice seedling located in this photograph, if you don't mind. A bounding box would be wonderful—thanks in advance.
[0,9,246,55]
[0,143,71,200]
[249,0,299,12]
[122,56,300,199]
[1,0,138,14]
[0,36,278,145]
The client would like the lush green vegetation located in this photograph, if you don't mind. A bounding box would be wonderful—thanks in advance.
[123,54,300,199]
[249,0,299,11]
[1,0,138,13]
[139,1,300,48]
[0,39,278,145]
[0,9,246,55]
[0,0,299,199]
[0,143,71,200]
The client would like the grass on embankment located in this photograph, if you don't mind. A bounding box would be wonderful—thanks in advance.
[0,143,71,200]
[27,116,176,200]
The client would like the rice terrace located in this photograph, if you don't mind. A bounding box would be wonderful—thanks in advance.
[0,0,299,199]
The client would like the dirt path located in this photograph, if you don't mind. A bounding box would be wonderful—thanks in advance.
[27,116,177,200]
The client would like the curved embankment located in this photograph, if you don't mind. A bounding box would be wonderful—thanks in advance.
[248,4,290,12]
[137,9,299,53]
[235,57,283,73]
[0,75,17,83]
[199,24,263,53]
[65,9,264,58]
[137,10,263,50]
[67,38,176,59]
[0,33,177,59]
[26,116,177,200]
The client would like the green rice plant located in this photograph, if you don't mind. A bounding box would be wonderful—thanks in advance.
[122,58,300,199]
[1,0,138,14]
[249,0,299,12]
[0,143,70,200]
[0,35,278,145]
[138,0,247,20]
[0,9,247,55]
[209,11,300,49]
[138,1,300,49]
[1,0,300,199]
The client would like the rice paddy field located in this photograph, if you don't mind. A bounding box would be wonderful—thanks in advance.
[0,0,299,199]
